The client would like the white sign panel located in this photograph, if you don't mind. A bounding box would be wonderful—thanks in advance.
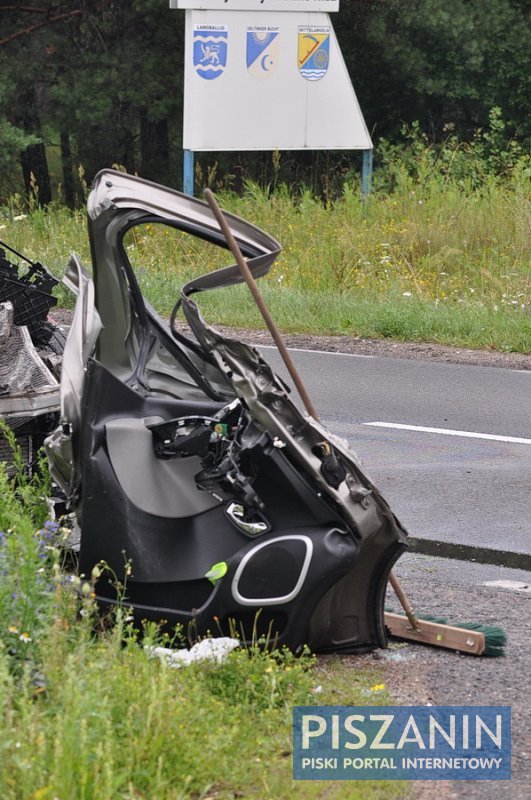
[183,11,372,151]
[173,1,340,11]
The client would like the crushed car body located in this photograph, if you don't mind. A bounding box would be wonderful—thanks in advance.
[45,169,408,653]
[0,244,63,474]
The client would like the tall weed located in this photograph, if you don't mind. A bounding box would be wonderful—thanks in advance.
[0,426,59,674]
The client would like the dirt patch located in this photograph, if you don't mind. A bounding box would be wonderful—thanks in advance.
[196,324,531,371]
[50,308,531,370]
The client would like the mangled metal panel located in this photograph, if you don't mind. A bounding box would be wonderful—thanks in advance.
[0,301,59,475]
[0,243,63,476]
[46,169,408,654]
[0,301,59,417]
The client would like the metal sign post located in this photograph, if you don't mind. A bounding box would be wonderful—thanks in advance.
[362,148,373,200]
[172,0,373,196]
[183,149,195,195]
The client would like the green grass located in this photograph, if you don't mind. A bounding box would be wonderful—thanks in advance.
[0,627,403,800]
[0,439,405,800]
[1,165,529,352]
[185,285,531,352]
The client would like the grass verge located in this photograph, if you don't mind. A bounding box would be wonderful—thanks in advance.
[0,434,405,800]
[184,285,531,353]
[1,166,528,352]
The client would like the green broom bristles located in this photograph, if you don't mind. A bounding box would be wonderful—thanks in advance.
[385,608,507,657]
[453,622,507,657]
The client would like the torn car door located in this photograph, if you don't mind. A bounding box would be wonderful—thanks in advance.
[46,169,408,653]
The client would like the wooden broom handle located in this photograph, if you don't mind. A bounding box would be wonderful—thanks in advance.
[203,188,417,629]
[204,188,319,419]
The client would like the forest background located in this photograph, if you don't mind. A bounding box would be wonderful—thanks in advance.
[0,0,529,203]
[0,0,529,353]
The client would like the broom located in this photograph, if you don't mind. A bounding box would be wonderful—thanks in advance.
[203,188,506,658]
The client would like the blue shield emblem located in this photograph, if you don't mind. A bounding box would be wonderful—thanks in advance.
[246,28,279,80]
[193,26,228,81]
[298,27,330,81]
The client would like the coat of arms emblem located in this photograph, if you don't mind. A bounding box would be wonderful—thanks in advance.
[193,26,228,81]
[298,27,330,81]
[246,28,279,80]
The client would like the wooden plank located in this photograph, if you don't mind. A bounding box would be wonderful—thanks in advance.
[384,612,486,656]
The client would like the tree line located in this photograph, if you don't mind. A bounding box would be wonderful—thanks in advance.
[0,0,529,204]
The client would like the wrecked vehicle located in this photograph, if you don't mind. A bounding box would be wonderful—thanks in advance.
[45,169,408,652]
[0,244,63,474]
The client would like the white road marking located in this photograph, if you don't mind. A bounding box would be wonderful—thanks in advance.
[259,343,530,370]
[483,580,531,593]
[363,421,531,445]
[258,344,375,359]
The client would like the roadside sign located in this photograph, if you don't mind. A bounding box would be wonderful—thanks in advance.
[173,0,373,196]
[182,10,372,151]
[172,1,340,12]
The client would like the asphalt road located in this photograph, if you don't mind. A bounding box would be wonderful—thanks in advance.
[258,346,531,796]
[384,552,531,799]
[258,347,531,559]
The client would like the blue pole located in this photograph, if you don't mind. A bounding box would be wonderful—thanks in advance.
[183,149,195,196]
[362,149,373,200]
